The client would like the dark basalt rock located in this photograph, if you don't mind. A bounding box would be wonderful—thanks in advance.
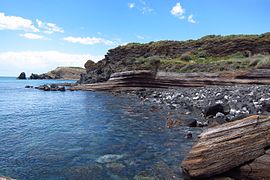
[35,84,65,91]
[30,73,52,80]
[262,101,270,112]
[204,103,230,118]
[17,72,26,79]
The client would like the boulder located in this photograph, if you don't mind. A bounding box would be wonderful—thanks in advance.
[181,115,270,179]
[204,103,230,118]
[17,72,26,79]
[84,60,96,73]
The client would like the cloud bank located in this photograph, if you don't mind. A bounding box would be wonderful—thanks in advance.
[20,33,45,40]
[0,51,102,76]
[63,36,115,46]
[0,12,39,32]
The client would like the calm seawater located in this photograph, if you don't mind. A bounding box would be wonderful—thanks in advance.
[0,77,198,180]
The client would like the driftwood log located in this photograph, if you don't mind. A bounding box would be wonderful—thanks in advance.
[181,115,270,179]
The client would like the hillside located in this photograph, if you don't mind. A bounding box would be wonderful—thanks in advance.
[30,67,85,80]
[80,33,270,84]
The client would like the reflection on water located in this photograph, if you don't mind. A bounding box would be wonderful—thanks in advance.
[0,77,201,180]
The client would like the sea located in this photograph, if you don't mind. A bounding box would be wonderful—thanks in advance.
[0,77,199,180]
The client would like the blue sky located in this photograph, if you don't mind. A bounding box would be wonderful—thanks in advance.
[0,0,269,76]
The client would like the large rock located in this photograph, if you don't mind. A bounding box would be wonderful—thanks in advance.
[227,149,270,179]
[204,103,230,117]
[84,60,96,73]
[17,72,26,79]
[181,115,270,179]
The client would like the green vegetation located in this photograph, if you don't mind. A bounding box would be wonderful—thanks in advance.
[130,53,270,73]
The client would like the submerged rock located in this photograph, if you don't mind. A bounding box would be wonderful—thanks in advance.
[25,85,33,88]
[96,154,124,164]
[105,162,125,173]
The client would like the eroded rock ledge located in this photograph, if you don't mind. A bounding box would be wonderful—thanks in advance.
[70,69,270,91]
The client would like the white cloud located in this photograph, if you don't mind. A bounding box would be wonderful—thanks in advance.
[36,19,64,34]
[0,51,103,76]
[188,14,196,23]
[20,33,45,40]
[128,3,135,8]
[171,2,185,19]
[0,12,39,32]
[141,6,153,14]
[136,35,145,40]
[128,0,153,14]
[63,36,115,46]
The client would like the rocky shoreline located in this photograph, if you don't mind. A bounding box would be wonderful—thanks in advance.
[112,85,270,179]
[112,85,270,126]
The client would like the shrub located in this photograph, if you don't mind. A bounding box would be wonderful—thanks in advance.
[181,52,193,61]
[255,56,270,68]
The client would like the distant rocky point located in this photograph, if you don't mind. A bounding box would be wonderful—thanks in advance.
[17,72,26,79]
[18,67,85,80]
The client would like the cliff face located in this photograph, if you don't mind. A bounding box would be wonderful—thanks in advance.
[80,33,270,84]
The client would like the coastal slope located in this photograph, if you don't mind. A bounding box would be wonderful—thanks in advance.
[79,33,270,84]
[29,67,85,80]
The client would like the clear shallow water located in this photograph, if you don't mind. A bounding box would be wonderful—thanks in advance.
[0,77,200,180]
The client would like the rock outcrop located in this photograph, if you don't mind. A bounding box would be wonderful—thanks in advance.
[30,73,52,80]
[71,69,270,91]
[17,72,26,79]
[80,33,270,84]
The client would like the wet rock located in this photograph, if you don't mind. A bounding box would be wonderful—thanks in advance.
[134,173,155,180]
[67,164,105,180]
[166,119,179,128]
[17,72,26,79]
[105,162,125,173]
[96,154,124,164]
[35,84,65,91]
[187,119,198,127]
[25,85,33,88]
[196,120,208,127]
[35,85,50,91]
[204,103,230,117]
[262,101,270,112]
[185,131,193,139]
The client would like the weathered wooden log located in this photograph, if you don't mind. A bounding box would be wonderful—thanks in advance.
[181,115,270,179]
